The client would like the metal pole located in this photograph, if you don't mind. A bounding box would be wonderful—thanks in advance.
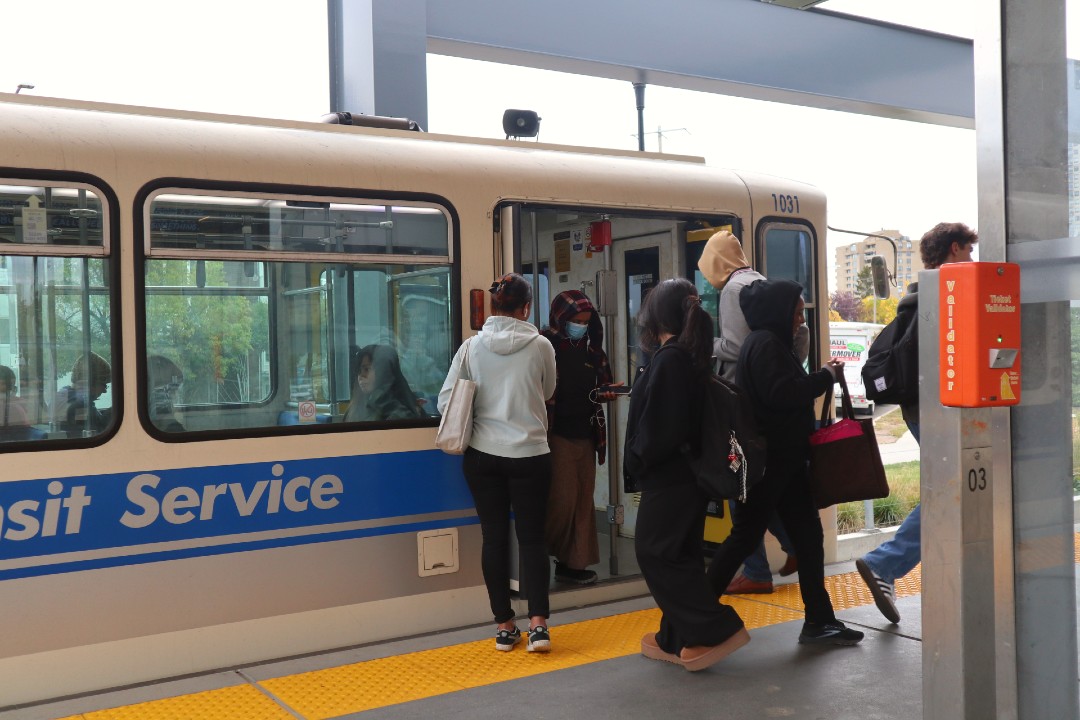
[633,83,645,152]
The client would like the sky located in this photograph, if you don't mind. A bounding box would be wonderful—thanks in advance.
[0,0,989,288]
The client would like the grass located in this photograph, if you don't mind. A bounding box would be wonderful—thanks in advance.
[834,406,920,534]
[836,460,921,535]
[836,408,1080,534]
[873,406,910,441]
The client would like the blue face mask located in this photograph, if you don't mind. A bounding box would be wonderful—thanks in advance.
[565,321,589,340]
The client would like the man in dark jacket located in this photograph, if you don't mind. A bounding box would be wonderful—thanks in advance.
[706,278,863,645]
[856,222,977,624]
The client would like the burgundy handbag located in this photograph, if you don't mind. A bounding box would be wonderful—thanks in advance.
[808,373,889,509]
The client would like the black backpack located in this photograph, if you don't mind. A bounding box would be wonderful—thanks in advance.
[684,373,767,503]
[861,308,919,405]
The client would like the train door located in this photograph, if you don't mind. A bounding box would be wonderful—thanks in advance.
[509,204,734,580]
[608,230,680,545]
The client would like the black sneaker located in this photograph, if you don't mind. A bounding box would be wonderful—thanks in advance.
[527,625,551,653]
[798,621,864,646]
[495,626,522,652]
[856,558,901,623]
[555,561,598,585]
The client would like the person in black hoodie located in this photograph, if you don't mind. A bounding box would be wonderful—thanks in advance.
[706,278,864,646]
[625,278,750,672]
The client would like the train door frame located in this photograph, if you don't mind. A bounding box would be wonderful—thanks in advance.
[497,202,741,579]
[609,229,681,542]
[753,216,838,560]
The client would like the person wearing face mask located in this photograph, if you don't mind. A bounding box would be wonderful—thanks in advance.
[540,290,622,585]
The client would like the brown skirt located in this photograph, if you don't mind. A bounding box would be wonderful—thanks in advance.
[545,434,600,569]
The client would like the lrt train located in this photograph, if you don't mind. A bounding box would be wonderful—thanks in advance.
[0,93,832,706]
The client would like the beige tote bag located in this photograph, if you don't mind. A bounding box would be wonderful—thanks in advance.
[435,338,476,455]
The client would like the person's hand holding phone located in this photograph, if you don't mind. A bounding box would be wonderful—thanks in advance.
[595,383,629,401]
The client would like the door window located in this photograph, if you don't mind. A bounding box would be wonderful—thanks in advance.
[760,222,818,367]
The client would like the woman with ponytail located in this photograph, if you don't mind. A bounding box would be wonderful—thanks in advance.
[438,273,557,654]
[623,278,749,672]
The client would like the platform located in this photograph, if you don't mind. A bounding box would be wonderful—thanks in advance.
[3,559,931,720]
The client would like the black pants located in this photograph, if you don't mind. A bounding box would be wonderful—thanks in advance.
[636,481,745,654]
[463,447,552,623]
[707,459,835,625]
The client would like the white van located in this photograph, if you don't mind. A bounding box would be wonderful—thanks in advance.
[828,321,885,415]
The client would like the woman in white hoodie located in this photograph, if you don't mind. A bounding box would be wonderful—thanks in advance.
[438,273,557,653]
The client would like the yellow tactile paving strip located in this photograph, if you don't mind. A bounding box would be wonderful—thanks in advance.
[53,562,927,720]
[62,685,294,720]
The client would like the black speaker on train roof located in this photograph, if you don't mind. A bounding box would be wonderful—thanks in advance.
[503,109,541,139]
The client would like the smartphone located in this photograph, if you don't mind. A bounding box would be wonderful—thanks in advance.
[597,384,631,396]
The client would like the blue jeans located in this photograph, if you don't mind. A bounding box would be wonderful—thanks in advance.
[863,420,920,583]
[729,500,792,582]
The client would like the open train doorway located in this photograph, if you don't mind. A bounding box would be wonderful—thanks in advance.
[508,204,737,583]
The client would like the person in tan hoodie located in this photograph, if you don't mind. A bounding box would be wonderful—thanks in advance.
[697,230,799,594]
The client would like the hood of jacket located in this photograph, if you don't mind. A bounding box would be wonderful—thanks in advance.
[697,230,750,288]
[740,278,803,350]
[543,290,604,348]
[478,315,542,355]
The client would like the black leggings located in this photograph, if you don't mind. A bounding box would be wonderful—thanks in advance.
[707,460,836,625]
[463,447,552,623]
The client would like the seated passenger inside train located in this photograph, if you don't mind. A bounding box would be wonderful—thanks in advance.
[0,364,33,441]
[344,344,426,422]
[52,351,112,437]
[147,354,186,433]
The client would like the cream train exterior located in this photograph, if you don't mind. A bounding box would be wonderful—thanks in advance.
[0,94,831,706]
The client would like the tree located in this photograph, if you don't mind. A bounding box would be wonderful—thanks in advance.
[50,257,113,378]
[855,266,875,299]
[830,290,861,321]
[858,296,898,325]
[144,259,268,405]
[828,309,842,322]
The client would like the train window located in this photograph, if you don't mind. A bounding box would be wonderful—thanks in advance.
[147,193,447,257]
[142,190,451,436]
[759,221,818,368]
[760,224,815,303]
[0,181,114,444]
[0,182,106,249]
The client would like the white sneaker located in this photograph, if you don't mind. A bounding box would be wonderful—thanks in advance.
[856,558,900,623]
[527,625,551,653]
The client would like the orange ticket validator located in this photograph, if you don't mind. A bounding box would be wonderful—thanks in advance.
[939,262,1021,407]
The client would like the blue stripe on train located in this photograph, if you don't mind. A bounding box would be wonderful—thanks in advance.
[0,450,474,573]
[0,515,480,581]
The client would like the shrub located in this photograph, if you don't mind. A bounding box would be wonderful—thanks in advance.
[836,460,920,534]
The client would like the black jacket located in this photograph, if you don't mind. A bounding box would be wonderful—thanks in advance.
[895,282,920,427]
[623,341,703,493]
[735,279,833,474]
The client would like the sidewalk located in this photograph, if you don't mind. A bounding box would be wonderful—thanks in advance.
[879,430,919,465]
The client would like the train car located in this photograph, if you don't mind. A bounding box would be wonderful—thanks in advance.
[0,93,831,706]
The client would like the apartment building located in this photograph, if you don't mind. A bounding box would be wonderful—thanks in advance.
[833,230,923,297]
